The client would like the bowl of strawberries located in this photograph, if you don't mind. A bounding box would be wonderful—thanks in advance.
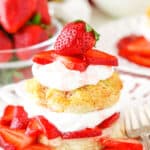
[0,0,62,86]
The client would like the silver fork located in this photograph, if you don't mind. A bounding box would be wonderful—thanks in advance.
[124,104,150,150]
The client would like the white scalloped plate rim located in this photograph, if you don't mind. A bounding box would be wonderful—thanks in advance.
[96,15,150,77]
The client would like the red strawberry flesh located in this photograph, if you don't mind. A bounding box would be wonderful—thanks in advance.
[14,25,49,60]
[0,0,36,33]
[97,112,120,129]
[33,50,56,65]
[26,116,61,139]
[0,30,13,62]
[0,127,35,149]
[117,35,150,57]
[62,127,102,139]
[33,50,88,71]
[35,0,51,24]
[85,49,118,66]
[24,144,52,150]
[99,137,143,150]
[1,105,29,129]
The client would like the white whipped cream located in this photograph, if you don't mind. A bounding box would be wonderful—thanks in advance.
[13,81,121,132]
[32,61,114,91]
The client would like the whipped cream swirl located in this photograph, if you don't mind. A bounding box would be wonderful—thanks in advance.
[32,60,114,91]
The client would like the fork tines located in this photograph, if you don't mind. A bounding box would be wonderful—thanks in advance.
[124,104,150,150]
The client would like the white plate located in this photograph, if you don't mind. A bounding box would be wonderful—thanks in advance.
[0,74,149,114]
[96,15,150,77]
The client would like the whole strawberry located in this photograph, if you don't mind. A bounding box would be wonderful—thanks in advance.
[54,20,100,56]
[0,0,36,33]
[0,30,13,62]
[35,0,51,24]
[14,25,49,60]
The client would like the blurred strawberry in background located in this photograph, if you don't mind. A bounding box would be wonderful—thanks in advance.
[0,0,54,86]
[0,30,13,62]
[0,0,52,63]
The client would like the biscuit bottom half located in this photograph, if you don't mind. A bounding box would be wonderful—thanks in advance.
[25,72,123,113]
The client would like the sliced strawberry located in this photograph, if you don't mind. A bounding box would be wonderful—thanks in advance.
[117,35,150,57]
[54,20,99,56]
[85,49,118,66]
[10,106,29,129]
[33,50,56,65]
[1,105,29,129]
[119,48,150,67]
[57,55,88,72]
[127,37,150,57]
[0,30,13,62]
[26,116,61,139]
[35,0,51,24]
[33,50,88,71]
[0,0,36,33]
[0,133,16,150]
[24,144,52,150]
[0,105,15,126]
[118,49,130,58]
[103,148,118,150]
[0,127,35,149]
[127,54,150,67]
[99,137,143,150]
[97,112,120,129]
[117,35,145,50]
[14,24,49,60]
[25,118,43,137]
[62,127,102,139]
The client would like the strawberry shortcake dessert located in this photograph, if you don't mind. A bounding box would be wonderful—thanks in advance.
[0,20,143,150]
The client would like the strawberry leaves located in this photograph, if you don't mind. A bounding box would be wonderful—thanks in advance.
[85,23,100,41]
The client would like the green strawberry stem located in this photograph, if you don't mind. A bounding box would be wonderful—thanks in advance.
[28,13,41,25]
[85,23,100,41]
[93,30,100,41]
[85,23,93,32]
[75,20,100,41]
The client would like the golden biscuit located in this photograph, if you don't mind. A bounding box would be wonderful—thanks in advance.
[26,72,122,113]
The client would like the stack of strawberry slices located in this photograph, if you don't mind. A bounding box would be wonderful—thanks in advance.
[0,20,143,150]
[117,34,150,67]
[0,0,53,62]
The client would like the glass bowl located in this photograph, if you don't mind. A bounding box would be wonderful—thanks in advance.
[0,18,62,86]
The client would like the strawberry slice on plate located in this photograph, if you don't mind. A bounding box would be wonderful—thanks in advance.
[0,0,36,33]
[119,48,150,67]
[117,35,145,50]
[85,49,118,66]
[126,54,150,67]
[117,34,150,67]
[24,144,52,150]
[26,116,61,139]
[0,30,13,62]
[126,35,150,57]
[0,105,15,126]
[62,127,102,139]
[97,112,120,129]
[1,105,29,129]
[99,137,143,150]
[0,127,35,149]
